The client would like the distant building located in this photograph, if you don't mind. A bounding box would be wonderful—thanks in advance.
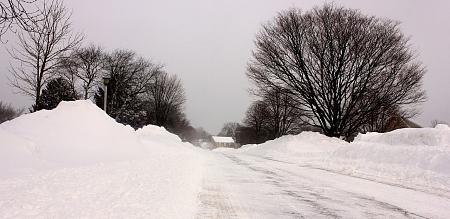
[212,136,237,148]
[384,116,421,132]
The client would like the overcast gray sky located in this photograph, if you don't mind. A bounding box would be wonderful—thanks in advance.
[0,0,449,134]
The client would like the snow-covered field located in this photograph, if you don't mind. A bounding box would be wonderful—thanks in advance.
[1,100,450,218]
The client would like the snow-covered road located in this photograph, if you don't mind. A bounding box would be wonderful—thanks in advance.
[197,152,450,219]
[2,101,450,218]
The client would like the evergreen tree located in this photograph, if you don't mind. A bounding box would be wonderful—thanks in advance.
[37,77,77,110]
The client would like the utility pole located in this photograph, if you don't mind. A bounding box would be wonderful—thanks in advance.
[103,77,110,113]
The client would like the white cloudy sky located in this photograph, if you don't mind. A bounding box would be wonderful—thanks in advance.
[0,0,449,134]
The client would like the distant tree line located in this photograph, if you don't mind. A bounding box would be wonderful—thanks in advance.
[217,88,307,145]
[0,101,23,124]
[6,0,211,143]
[5,2,428,144]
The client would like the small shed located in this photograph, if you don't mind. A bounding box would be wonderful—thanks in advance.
[212,136,237,148]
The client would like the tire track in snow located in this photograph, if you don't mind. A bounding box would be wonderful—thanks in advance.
[197,153,307,218]
[196,155,238,219]
[224,154,340,218]
[258,155,450,200]
[196,183,238,219]
[223,153,429,218]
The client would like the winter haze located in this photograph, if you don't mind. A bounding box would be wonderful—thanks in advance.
[0,0,449,134]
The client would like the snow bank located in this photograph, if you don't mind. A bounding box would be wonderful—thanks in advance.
[213,147,237,152]
[354,124,450,147]
[238,132,347,163]
[236,127,450,193]
[328,125,450,191]
[0,128,51,175]
[0,100,147,168]
[137,124,188,150]
[0,100,205,218]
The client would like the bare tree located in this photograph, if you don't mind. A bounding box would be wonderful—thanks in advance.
[431,120,448,128]
[165,108,190,136]
[218,122,240,138]
[58,45,104,99]
[8,0,82,111]
[146,72,186,126]
[95,50,161,127]
[0,100,23,123]
[0,0,42,37]
[244,100,270,141]
[360,104,401,133]
[243,89,304,142]
[247,5,425,138]
[261,88,304,138]
[57,54,78,98]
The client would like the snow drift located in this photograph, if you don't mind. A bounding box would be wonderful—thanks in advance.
[354,124,450,147]
[0,100,205,218]
[0,128,51,175]
[234,126,450,194]
[0,100,147,169]
[337,126,450,176]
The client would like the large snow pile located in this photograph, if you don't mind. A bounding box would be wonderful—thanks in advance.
[0,100,205,218]
[327,125,450,191]
[336,125,450,176]
[137,125,190,150]
[354,124,450,147]
[234,132,347,163]
[235,126,450,193]
[0,128,51,176]
[0,100,146,169]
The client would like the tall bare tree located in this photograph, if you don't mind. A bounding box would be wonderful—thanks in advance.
[95,50,161,127]
[57,53,78,98]
[8,0,82,111]
[243,89,304,142]
[244,100,270,141]
[58,45,104,99]
[261,88,304,138]
[146,72,186,126]
[247,5,425,138]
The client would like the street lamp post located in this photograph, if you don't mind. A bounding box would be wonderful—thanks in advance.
[103,77,110,113]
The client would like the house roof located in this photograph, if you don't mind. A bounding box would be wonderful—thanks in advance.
[212,136,234,143]
[384,116,422,132]
[403,118,421,128]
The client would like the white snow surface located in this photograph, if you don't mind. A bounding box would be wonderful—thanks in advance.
[200,152,450,218]
[354,124,450,147]
[236,128,450,195]
[2,100,450,218]
[0,100,147,169]
[0,100,205,218]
